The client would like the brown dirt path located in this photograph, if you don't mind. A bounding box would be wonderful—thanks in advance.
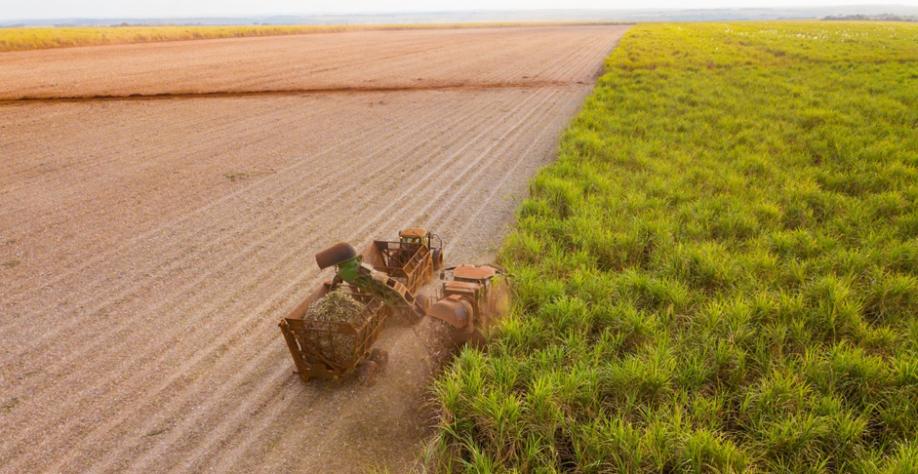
[0,25,629,473]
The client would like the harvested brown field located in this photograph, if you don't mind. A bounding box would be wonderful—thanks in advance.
[0,25,629,473]
[1,26,620,101]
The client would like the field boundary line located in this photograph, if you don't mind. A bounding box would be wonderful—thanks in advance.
[0,81,587,104]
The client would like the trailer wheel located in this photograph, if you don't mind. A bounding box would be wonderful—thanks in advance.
[432,249,444,271]
[358,360,379,386]
[369,348,389,372]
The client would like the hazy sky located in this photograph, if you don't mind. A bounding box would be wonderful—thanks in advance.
[3,0,918,20]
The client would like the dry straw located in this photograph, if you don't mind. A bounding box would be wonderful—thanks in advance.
[305,289,370,364]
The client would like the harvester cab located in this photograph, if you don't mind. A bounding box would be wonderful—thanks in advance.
[426,265,504,346]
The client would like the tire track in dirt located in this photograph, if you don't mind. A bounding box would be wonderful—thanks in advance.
[252,97,581,474]
[0,25,629,473]
[0,99,386,336]
[0,27,624,312]
[43,91,532,466]
[426,38,610,249]
[10,89,576,470]
[0,98,357,292]
[1,95,460,359]
[3,90,504,360]
[0,114,430,470]
[59,89,555,474]
[0,100,315,199]
[7,89,564,474]
[207,88,584,474]
[0,98,332,185]
[2,89,547,474]
[71,87,561,474]
[0,91,496,462]
[0,26,629,101]
[442,98,576,253]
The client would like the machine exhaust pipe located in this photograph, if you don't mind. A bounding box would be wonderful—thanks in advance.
[315,242,358,270]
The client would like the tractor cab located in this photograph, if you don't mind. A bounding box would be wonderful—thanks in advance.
[399,228,429,247]
[399,228,444,271]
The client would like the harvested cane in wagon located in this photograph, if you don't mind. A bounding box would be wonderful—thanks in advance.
[304,289,370,363]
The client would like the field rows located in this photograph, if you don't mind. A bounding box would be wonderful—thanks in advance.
[0,26,629,473]
[0,26,618,100]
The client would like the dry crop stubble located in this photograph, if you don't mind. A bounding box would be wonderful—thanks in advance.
[0,26,621,101]
[4,92,485,472]
[77,88,574,474]
[0,25,629,473]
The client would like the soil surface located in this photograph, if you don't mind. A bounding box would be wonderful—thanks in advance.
[0,25,629,473]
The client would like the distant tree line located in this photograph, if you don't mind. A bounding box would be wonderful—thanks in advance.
[823,13,917,22]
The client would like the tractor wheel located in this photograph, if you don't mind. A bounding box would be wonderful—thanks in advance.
[358,360,379,386]
[369,348,389,372]
[432,249,444,271]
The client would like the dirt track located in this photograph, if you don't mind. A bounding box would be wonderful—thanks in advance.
[0,26,629,473]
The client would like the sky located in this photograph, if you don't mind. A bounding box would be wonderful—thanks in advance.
[3,0,918,20]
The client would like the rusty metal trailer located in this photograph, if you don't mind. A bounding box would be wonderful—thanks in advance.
[279,282,390,384]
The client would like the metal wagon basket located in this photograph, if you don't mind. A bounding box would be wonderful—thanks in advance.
[279,282,390,384]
